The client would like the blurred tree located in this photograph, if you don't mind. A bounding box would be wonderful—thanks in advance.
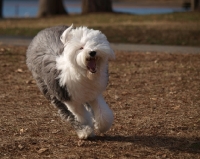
[82,0,112,14]
[37,0,67,17]
[0,0,2,18]
[190,0,200,11]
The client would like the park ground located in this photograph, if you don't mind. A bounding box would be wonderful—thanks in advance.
[0,45,199,158]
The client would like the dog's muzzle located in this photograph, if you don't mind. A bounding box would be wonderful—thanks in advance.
[86,51,97,73]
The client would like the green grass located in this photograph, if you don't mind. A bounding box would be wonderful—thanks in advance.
[0,12,200,46]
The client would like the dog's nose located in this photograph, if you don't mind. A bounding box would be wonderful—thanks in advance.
[89,51,96,57]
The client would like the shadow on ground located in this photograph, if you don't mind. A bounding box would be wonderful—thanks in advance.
[90,135,200,154]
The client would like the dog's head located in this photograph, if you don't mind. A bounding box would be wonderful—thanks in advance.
[58,24,115,79]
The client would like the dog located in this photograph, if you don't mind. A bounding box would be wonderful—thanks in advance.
[26,24,115,139]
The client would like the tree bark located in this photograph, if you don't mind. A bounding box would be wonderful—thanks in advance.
[0,0,3,18]
[82,0,112,14]
[37,0,67,17]
[191,0,200,11]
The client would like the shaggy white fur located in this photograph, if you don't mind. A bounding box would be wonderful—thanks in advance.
[26,24,115,139]
[57,25,114,139]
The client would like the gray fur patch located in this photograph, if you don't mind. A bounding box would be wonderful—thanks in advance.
[26,25,70,102]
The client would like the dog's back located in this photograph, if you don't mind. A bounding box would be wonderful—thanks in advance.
[26,25,67,72]
[26,26,70,101]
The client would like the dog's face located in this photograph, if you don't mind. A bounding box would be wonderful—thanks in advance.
[59,25,115,77]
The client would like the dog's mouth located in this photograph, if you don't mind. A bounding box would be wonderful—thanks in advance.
[86,57,97,73]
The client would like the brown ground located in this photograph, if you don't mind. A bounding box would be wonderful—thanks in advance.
[0,45,199,159]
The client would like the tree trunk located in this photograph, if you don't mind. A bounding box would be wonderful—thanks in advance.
[191,0,200,11]
[82,0,112,14]
[37,0,67,17]
[0,0,3,18]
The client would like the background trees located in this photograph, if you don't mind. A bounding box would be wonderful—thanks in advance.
[0,0,2,18]
[0,0,199,18]
[37,0,113,17]
[82,0,113,14]
[191,0,200,11]
[37,0,67,17]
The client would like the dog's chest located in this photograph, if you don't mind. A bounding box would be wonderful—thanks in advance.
[66,74,107,103]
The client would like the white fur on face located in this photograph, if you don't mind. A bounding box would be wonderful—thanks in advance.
[56,26,114,103]
[58,26,115,73]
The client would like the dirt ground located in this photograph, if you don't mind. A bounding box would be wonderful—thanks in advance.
[0,45,199,159]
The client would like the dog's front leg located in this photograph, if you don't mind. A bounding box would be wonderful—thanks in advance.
[89,95,114,133]
[64,101,94,139]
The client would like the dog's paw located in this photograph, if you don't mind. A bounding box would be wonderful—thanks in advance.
[76,126,95,140]
[94,107,114,133]
[94,120,113,133]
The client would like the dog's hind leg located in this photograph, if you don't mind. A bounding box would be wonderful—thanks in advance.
[34,75,51,100]
[52,98,94,139]
[51,97,75,121]
[89,95,114,133]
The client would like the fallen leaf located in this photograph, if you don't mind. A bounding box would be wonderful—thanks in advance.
[26,79,36,84]
[19,128,28,135]
[38,148,48,154]
[18,144,24,150]
[20,128,24,134]
[52,129,60,134]
[114,95,120,100]
[78,140,84,147]
[16,68,23,73]
[0,48,5,52]
[122,91,129,95]
[150,98,157,101]
[173,105,180,110]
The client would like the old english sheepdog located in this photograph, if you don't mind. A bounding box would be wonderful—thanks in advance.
[26,25,115,139]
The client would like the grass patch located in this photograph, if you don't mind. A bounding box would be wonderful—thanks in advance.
[0,12,200,46]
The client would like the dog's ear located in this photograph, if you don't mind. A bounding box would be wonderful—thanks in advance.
[60,24,73,44]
